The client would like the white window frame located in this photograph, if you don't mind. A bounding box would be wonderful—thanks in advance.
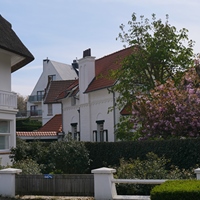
[47,104,53,116]
[0,120,10,150]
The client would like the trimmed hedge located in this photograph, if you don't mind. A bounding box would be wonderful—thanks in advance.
[150,180,200,200]
[85,139,200,171]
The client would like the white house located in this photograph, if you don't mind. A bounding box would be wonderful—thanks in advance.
[0,15,34,165]
[26,59,77,125]
[57,48,133,142]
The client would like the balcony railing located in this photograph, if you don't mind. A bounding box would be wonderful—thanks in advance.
[28,95,44,103]
[16,110,42,118]
[0,90,17,109]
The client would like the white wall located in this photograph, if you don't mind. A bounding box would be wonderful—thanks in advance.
[42,103,62,125]
[62,88,117,142]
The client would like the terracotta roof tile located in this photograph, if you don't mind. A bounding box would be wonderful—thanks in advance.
[56,80,79,100]
[38,114,62,132]
[85,47,134,93]
[44,80,75,104]
[17,131,57,137]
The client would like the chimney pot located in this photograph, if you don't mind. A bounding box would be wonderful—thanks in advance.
[83,48,91,58]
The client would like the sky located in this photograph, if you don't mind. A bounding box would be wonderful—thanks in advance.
[1,0,200,96]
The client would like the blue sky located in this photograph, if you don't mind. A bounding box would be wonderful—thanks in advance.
[1,0,200,96]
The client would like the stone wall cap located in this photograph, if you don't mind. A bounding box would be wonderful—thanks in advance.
[0,168,22,174]
[91,167,116,174]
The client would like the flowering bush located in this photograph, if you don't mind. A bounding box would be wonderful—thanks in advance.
[132,67,200,140]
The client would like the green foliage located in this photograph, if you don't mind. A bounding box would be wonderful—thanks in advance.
[112,13,195,136]
[115,152,194,195]
[114,13,194,107]
[85,139,200,172]
[16,118,42,131]
[46,141,90,174]
[130,67,200,140]
[12,158,42,175]
[151,180,200,200]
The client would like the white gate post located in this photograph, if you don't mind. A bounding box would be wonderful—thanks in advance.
[92,167,117,200]
[0,168,22,197]
[194,168,200,180]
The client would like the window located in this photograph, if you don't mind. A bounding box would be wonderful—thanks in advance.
[71,123,80,141]
[48,75,56,82]
[30,105,38,116]
[47,104,53,116]
[0,121,10,150]
[37,91,44,101]
[93,120,108,142]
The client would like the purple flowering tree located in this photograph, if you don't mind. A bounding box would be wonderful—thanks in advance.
[132,67,200,140]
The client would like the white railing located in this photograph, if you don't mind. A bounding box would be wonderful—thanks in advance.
[0,90,17,109]
[92,167,200,200]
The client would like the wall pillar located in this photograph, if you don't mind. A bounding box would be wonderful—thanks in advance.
[194,168,200,180]
[0,168,22,197]
[91,167,117,200]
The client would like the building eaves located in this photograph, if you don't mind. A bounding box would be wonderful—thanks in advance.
[0,15,34,72]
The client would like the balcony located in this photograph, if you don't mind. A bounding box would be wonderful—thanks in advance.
[0,90,17,110]
[16,110,42,118]
[28,95,44,103]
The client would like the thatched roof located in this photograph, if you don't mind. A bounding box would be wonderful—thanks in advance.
[0,15,34,72]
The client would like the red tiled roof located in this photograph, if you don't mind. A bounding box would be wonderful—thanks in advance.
[56,79,79,100]
[85,47,134,93]
[38,114,62,132]
[120,104,132,115]
[17,131,57,137]
[44,80,75,104]
[56,47,135,100]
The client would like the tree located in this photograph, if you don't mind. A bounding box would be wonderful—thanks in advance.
[113,13,195,108]
[130,67,200,140]
[111,13,195,138]
[17,93,28,111]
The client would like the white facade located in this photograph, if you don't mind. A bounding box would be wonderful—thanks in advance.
[62,51,121,142]
[62,89,119,142]
[27,59,77,125]
[0,51,18,166]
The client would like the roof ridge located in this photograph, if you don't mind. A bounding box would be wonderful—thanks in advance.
[96,46,132,61]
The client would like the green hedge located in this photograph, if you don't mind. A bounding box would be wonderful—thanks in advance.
[85,139,200,171]
[150,180,200,200]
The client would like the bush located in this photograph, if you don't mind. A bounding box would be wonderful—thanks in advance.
[46,140,91,174]
[12,158,42,175]
[114,152,195,195]
[151,180,200,200]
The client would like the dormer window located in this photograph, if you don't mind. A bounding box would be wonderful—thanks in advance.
[48,75,56,82]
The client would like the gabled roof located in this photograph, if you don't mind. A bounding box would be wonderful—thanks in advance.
[56,79,79,100]
[38,114,62,132]
[57,47,134,101]
[0,15,34,72]
[50,60,78,80]
[16,114,62,140]
[85,47,134,93]
[43,80,75,104]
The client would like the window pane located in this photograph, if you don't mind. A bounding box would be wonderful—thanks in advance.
[0,121,9,133]
[0,136,9,149]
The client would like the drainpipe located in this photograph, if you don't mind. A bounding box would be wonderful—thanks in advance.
[107,88,116,142]
[77,108,81,140]
[61,102,65,140]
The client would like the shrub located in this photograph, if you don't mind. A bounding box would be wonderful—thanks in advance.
[151,180,200,200]
[114,152,194,195]
[12,158,42,175]
[46,140,91,174]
